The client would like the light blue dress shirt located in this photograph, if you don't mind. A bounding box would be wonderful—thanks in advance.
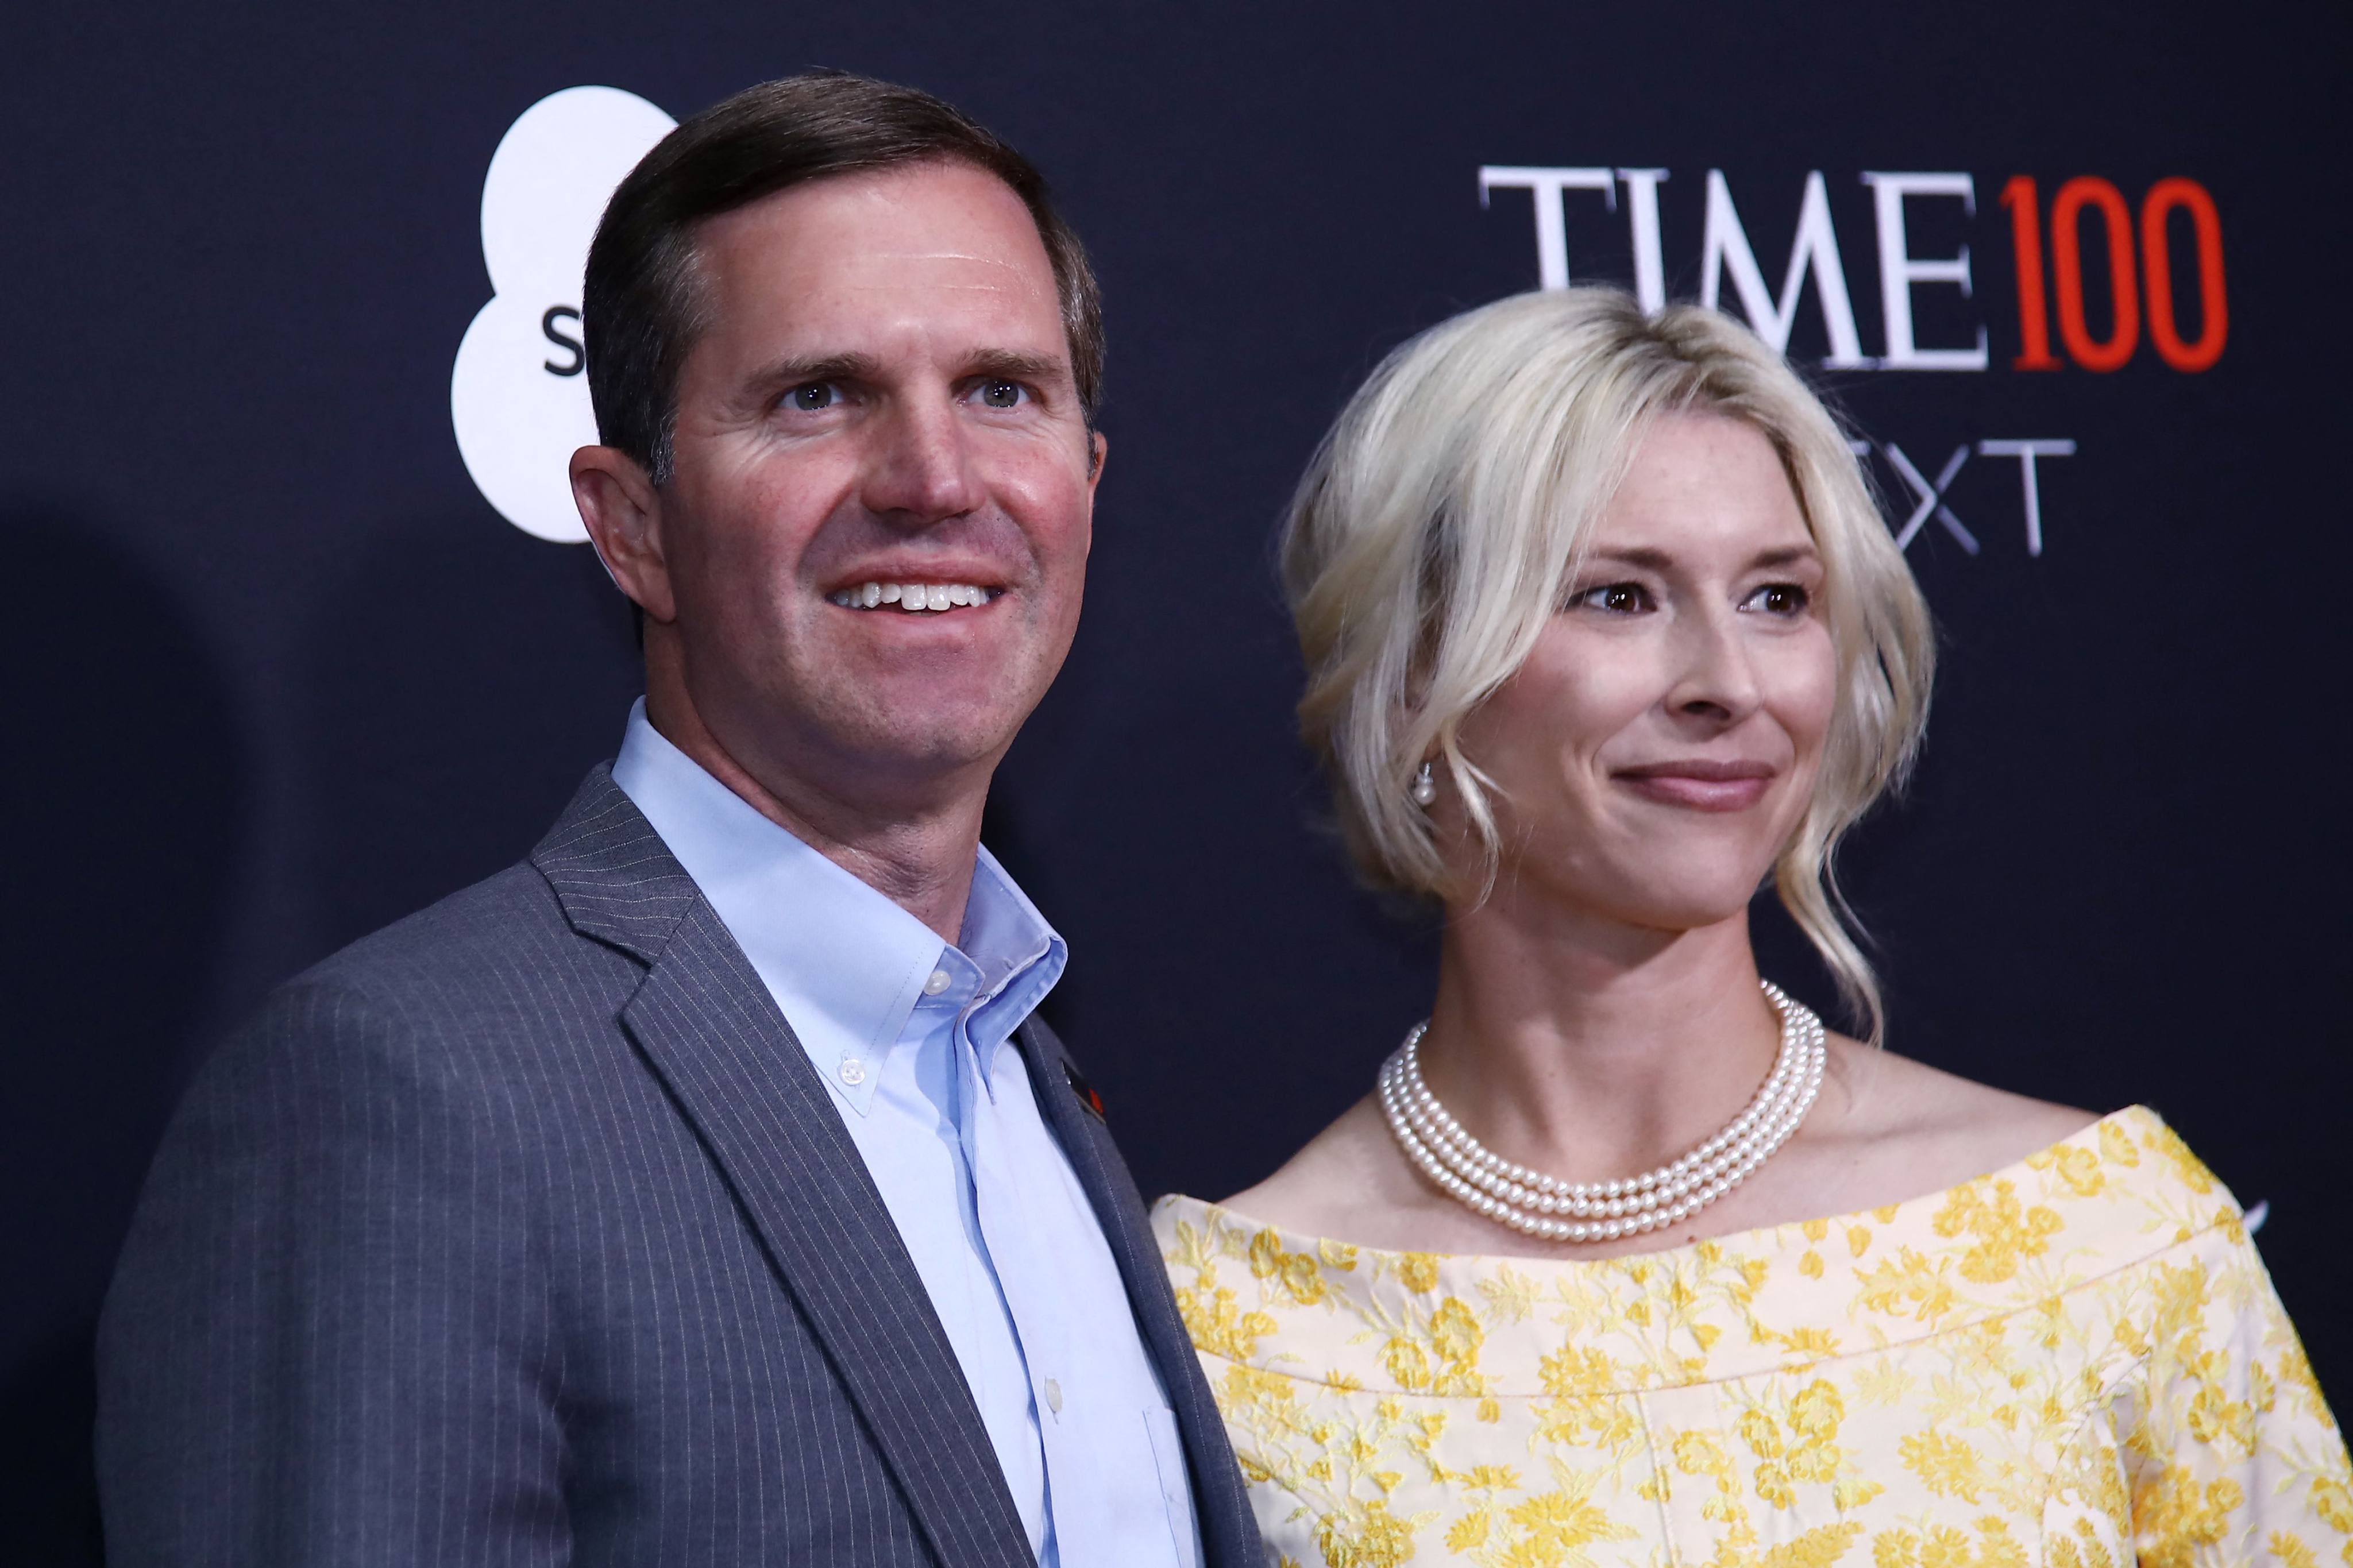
[611,701,1201,1568]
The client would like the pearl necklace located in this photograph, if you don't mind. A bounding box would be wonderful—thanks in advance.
[1376,981,1826,1243]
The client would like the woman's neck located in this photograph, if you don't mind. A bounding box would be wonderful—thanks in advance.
[1422,885,1783,1186]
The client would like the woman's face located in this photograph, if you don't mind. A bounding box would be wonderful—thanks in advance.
[1449,411,1838,932]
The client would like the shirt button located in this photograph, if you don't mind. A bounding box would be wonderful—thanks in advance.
[1043,1377,1063,1415]
[923,968,951,996]
[838,1057,866,1087]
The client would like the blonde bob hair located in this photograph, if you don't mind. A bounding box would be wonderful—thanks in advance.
[1282,288,1934,1041]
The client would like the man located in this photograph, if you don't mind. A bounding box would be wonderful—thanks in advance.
[98,73,1260,1566]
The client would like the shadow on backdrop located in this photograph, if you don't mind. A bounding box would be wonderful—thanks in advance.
[0,507,246,1565]
[293,505,641,958]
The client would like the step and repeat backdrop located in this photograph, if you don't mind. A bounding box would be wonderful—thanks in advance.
[4,3,2344,1555]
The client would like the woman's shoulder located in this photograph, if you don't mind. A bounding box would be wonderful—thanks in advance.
[1200,1093,1454,1252]
[1808,1044,2249,1239]
[1801,1039,2105,1201]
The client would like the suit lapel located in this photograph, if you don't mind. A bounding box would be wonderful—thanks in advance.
[535,768,1033,1568]
[1012,1018,1262,1568]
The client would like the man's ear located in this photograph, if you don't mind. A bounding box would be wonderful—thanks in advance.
[1086,429,1107,485]
[570,445,676,624]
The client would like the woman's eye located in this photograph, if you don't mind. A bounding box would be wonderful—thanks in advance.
[785,382,841,412]
[976,379,1027,409]
[1742,583,1811,616]
[1575,582,1653,614]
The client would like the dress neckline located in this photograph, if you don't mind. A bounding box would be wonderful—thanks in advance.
[1161,1104,2222,1274]
[1155,1103,2244,1388]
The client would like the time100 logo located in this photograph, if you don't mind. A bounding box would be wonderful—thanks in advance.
[1479,166,2226,375]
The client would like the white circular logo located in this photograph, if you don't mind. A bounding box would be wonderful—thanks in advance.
[451,86,677,543]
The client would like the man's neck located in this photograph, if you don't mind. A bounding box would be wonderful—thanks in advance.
[644,685,989,945]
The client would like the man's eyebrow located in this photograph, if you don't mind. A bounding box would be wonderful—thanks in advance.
[744,348,1071,393]
[751,352,883,389]
[963,349,1071,385]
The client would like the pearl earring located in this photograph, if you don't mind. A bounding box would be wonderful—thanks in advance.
[1411,761,1438,806]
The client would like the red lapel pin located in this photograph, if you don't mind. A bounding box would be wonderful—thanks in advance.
[1063,1062,1106,1122]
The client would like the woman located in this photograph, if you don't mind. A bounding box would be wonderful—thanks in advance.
[1154,289,2348,1568]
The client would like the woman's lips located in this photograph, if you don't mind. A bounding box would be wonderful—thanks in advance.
[1613,760,1776,812]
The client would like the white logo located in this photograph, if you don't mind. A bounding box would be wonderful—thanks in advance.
[452,86,676,543]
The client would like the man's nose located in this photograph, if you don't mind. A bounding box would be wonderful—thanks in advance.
[1665,605,1764,725]
[860,399,985,526]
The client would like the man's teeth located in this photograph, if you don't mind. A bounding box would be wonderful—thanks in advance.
[828,581,997,612]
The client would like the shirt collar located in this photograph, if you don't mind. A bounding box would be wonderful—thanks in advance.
[608,699,1063,1113]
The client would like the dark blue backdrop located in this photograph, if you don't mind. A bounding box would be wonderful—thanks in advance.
[5,5,2346,1559]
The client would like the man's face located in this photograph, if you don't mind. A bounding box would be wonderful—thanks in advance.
[647,160,1098,804]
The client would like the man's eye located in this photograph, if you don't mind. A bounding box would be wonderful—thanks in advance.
[1742,583,1810,616]
[1574,582,1652,614]
[785,383,840,412]
[977,379,1025,409]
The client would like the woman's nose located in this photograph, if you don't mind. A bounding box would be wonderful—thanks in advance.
[1666,607,1763,725]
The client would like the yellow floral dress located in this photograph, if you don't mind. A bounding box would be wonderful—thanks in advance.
[1154,1106,2348,1568]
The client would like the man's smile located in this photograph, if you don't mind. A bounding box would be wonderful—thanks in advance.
[827,579,1003,612]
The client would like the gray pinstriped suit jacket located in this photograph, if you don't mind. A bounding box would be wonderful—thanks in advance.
[97,766,1263,1566]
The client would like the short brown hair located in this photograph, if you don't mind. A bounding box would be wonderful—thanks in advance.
[584,71,1104,484]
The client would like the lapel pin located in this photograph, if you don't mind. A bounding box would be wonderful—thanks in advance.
[1064,1061,1106,1122]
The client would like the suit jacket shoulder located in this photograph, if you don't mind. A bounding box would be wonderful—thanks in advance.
[98,765,1040,1567]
